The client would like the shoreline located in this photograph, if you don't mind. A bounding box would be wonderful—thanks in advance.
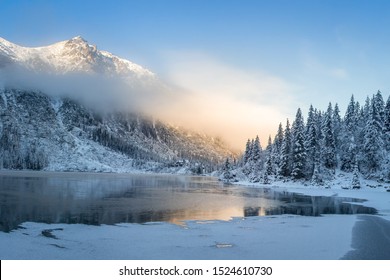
[0,170,389,259]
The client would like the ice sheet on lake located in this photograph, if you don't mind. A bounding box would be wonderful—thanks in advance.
[0,215,357,260]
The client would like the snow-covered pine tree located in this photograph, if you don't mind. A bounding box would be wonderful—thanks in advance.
[222,157,232,183]
[252,135,262,163]
[242,139,253,175]
[374,90,385,125]
[315,109,324,145]
[244,139,252,164]
[305,105,315,136]
[272,123,284,176]
[0,124,24,169]
[384,95,390,151]
[263,155,272,184]
[351,158,361,189]
[355,101,361,116]
[363,96,371,117]
[333,103,342,151]
[265,135,274,174]
[321,103,337,172]
[250,135,263,182]
[291,108,306,179]
[274,123,284,152]
[249,138,255,162]
[311,159,323,185]
[344,95,356,131]
[340,96,357,171]
[363,93,385,174]
[280,119,292,177]
[305,106,319,177]
[266,135,272,154]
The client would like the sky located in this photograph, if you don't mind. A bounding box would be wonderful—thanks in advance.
[1,0,390,150]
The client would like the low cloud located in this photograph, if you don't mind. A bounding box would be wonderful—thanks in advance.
[0,53,299,150]
[157,52,298,149]
[0,64,169,113]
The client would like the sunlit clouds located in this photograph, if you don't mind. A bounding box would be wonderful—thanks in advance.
[157,52,299,150]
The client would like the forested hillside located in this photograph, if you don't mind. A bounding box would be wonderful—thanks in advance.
[223,91,390,186]
[0,89,234,173]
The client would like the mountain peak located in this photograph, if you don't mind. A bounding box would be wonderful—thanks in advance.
[71,35,86,41]
[67,36,89,45]
[0,36,154,78]
[64,35,91,49]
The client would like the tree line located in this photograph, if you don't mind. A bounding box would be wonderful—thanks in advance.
[223,90,390,188]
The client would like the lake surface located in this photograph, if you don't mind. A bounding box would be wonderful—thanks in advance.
[0,171,377,232]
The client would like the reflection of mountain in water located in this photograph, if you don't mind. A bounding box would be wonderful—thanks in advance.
[0,172,377,232]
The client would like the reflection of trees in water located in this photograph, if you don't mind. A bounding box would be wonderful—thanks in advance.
[243,194,377,218]
[0,174,378,232]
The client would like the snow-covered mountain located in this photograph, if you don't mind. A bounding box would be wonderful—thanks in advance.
[0,37,235,173]
[0,36,153,78]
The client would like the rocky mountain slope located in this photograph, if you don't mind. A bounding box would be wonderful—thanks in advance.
[0,37,235,173]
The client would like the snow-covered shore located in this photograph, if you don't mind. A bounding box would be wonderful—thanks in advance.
[0,172,389,260]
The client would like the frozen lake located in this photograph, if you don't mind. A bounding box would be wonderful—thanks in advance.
[0,171,377,232]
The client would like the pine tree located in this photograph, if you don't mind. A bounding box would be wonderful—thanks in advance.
[252,135,262,163]
[351,158,361,189]
[263,155,272,184]
[341,96,362,171]
[0,124,23,169]
[311,160,323,185]
[374,90,385,126]
[305,107,319,177]
[280,119,292,177]
[333,103,342,151]
[344,95,356,131]
[274,123,284,152]
[291,108,306,179]
[266,135,272,154]
[363,94,384,173]
[321,103,337,171]
[242,139,253,175]
[222,158,232,183]
[272,123,284,175]
[384,95,390,151]
[305,105,315,136]
[249,135,263,182]
[340,132,355,171]
[265,135,273,172]
[244,139,251,164]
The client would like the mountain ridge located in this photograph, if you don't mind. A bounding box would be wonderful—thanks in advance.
[0,37,235,173]
[0,36,154,78]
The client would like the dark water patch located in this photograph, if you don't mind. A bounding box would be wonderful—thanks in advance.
[342,215,390,260]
